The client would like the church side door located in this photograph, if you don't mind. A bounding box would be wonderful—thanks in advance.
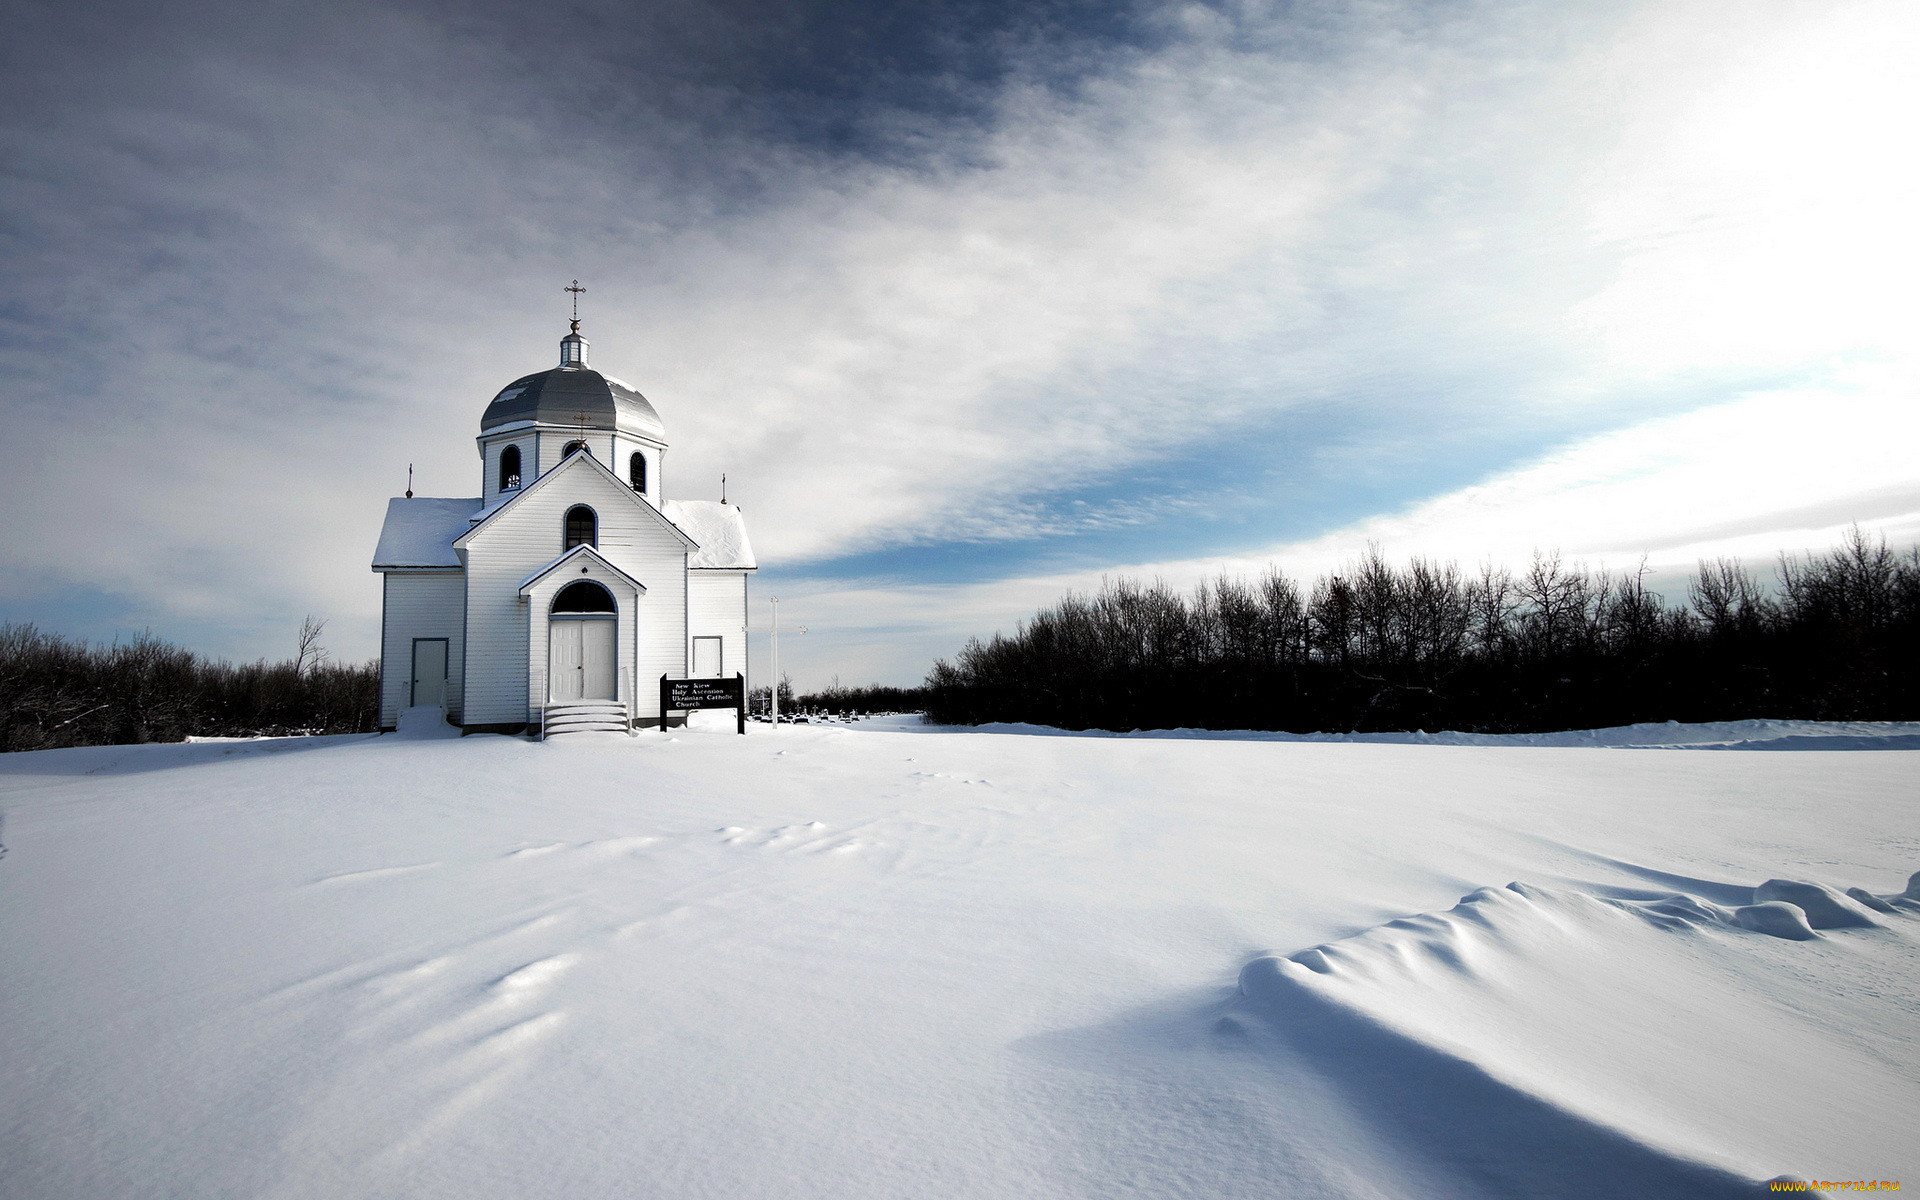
[410,638,448,708]
[692,635,721,677]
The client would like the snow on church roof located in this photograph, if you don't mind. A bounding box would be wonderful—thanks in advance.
[372,497,482,568]
[663,500,757,569]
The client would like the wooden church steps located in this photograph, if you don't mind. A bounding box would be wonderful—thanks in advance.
[541,702,631,737]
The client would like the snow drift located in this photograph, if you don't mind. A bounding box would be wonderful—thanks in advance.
[1237,877,1918,1196]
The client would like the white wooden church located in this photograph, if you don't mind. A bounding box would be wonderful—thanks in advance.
[371,309,755,735]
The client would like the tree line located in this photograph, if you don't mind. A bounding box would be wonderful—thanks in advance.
[0,620,378,752]
[743,677,929,719]
[794,681,929,717]
[923,528,1920,733]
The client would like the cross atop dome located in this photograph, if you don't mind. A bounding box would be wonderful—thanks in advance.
[561,280,588,368]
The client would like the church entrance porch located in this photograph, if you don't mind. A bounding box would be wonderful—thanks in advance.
[548,617,617,702]
[520,560,641,738]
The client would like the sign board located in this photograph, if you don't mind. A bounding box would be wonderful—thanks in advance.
[660,672,747,734]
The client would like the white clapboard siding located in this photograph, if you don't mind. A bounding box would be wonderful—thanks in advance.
[380,571,466,729]
[607,434,662,505]
[535,430,661,481]
[480,430,663,505]
[479,434,536,507]
[688,571,749,681]
[461,459,690,727]
[536,429,615,478]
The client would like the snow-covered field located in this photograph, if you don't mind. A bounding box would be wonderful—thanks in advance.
[3,713,1916,1198]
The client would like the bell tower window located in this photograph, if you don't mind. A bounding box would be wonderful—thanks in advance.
[630,452,647,493]
[563,440,588,458]
[564,505,597,549]
[498,445,522,492]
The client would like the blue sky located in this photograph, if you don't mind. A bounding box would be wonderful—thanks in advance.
[2,0,1917,688]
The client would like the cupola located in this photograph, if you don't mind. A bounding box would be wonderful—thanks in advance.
[474,284,670,507]
[560,319,588,369]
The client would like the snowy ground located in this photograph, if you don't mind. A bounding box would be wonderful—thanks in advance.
[2,713,1916,1199]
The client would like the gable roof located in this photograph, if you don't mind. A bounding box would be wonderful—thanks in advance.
[454,449,697,552]
[661,500,757,569]
[517,543,647,596]
[372,497,482,569]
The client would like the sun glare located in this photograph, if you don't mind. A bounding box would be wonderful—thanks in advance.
[1578,1,1920,378]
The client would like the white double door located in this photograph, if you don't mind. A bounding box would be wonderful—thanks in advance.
[550,618,617,701]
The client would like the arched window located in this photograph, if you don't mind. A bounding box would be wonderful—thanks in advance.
[562,440,588,458]
[564,505,597,549]
[551,580,616,613]
[498,445,522,492]
[629,452,647,493]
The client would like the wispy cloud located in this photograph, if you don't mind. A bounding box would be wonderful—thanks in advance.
[767,364,1920,686]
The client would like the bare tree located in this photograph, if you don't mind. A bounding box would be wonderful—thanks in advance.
[295,616,330,677]
[1690,557,1768,639]
[1517,551,1596,658]
[1467,562,1516,662]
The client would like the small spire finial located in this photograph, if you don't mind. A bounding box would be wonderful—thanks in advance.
[559,281,590,367]
[721,472,727,504]
[405,463,414,499]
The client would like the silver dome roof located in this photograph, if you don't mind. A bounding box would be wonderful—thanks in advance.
[480,365,666,442]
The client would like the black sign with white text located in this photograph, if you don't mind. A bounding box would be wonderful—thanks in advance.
[660,673,747,734]
[666,677,742,709]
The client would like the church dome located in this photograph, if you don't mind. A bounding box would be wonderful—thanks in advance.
[479,322,666,442]
[480,366,666,441]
